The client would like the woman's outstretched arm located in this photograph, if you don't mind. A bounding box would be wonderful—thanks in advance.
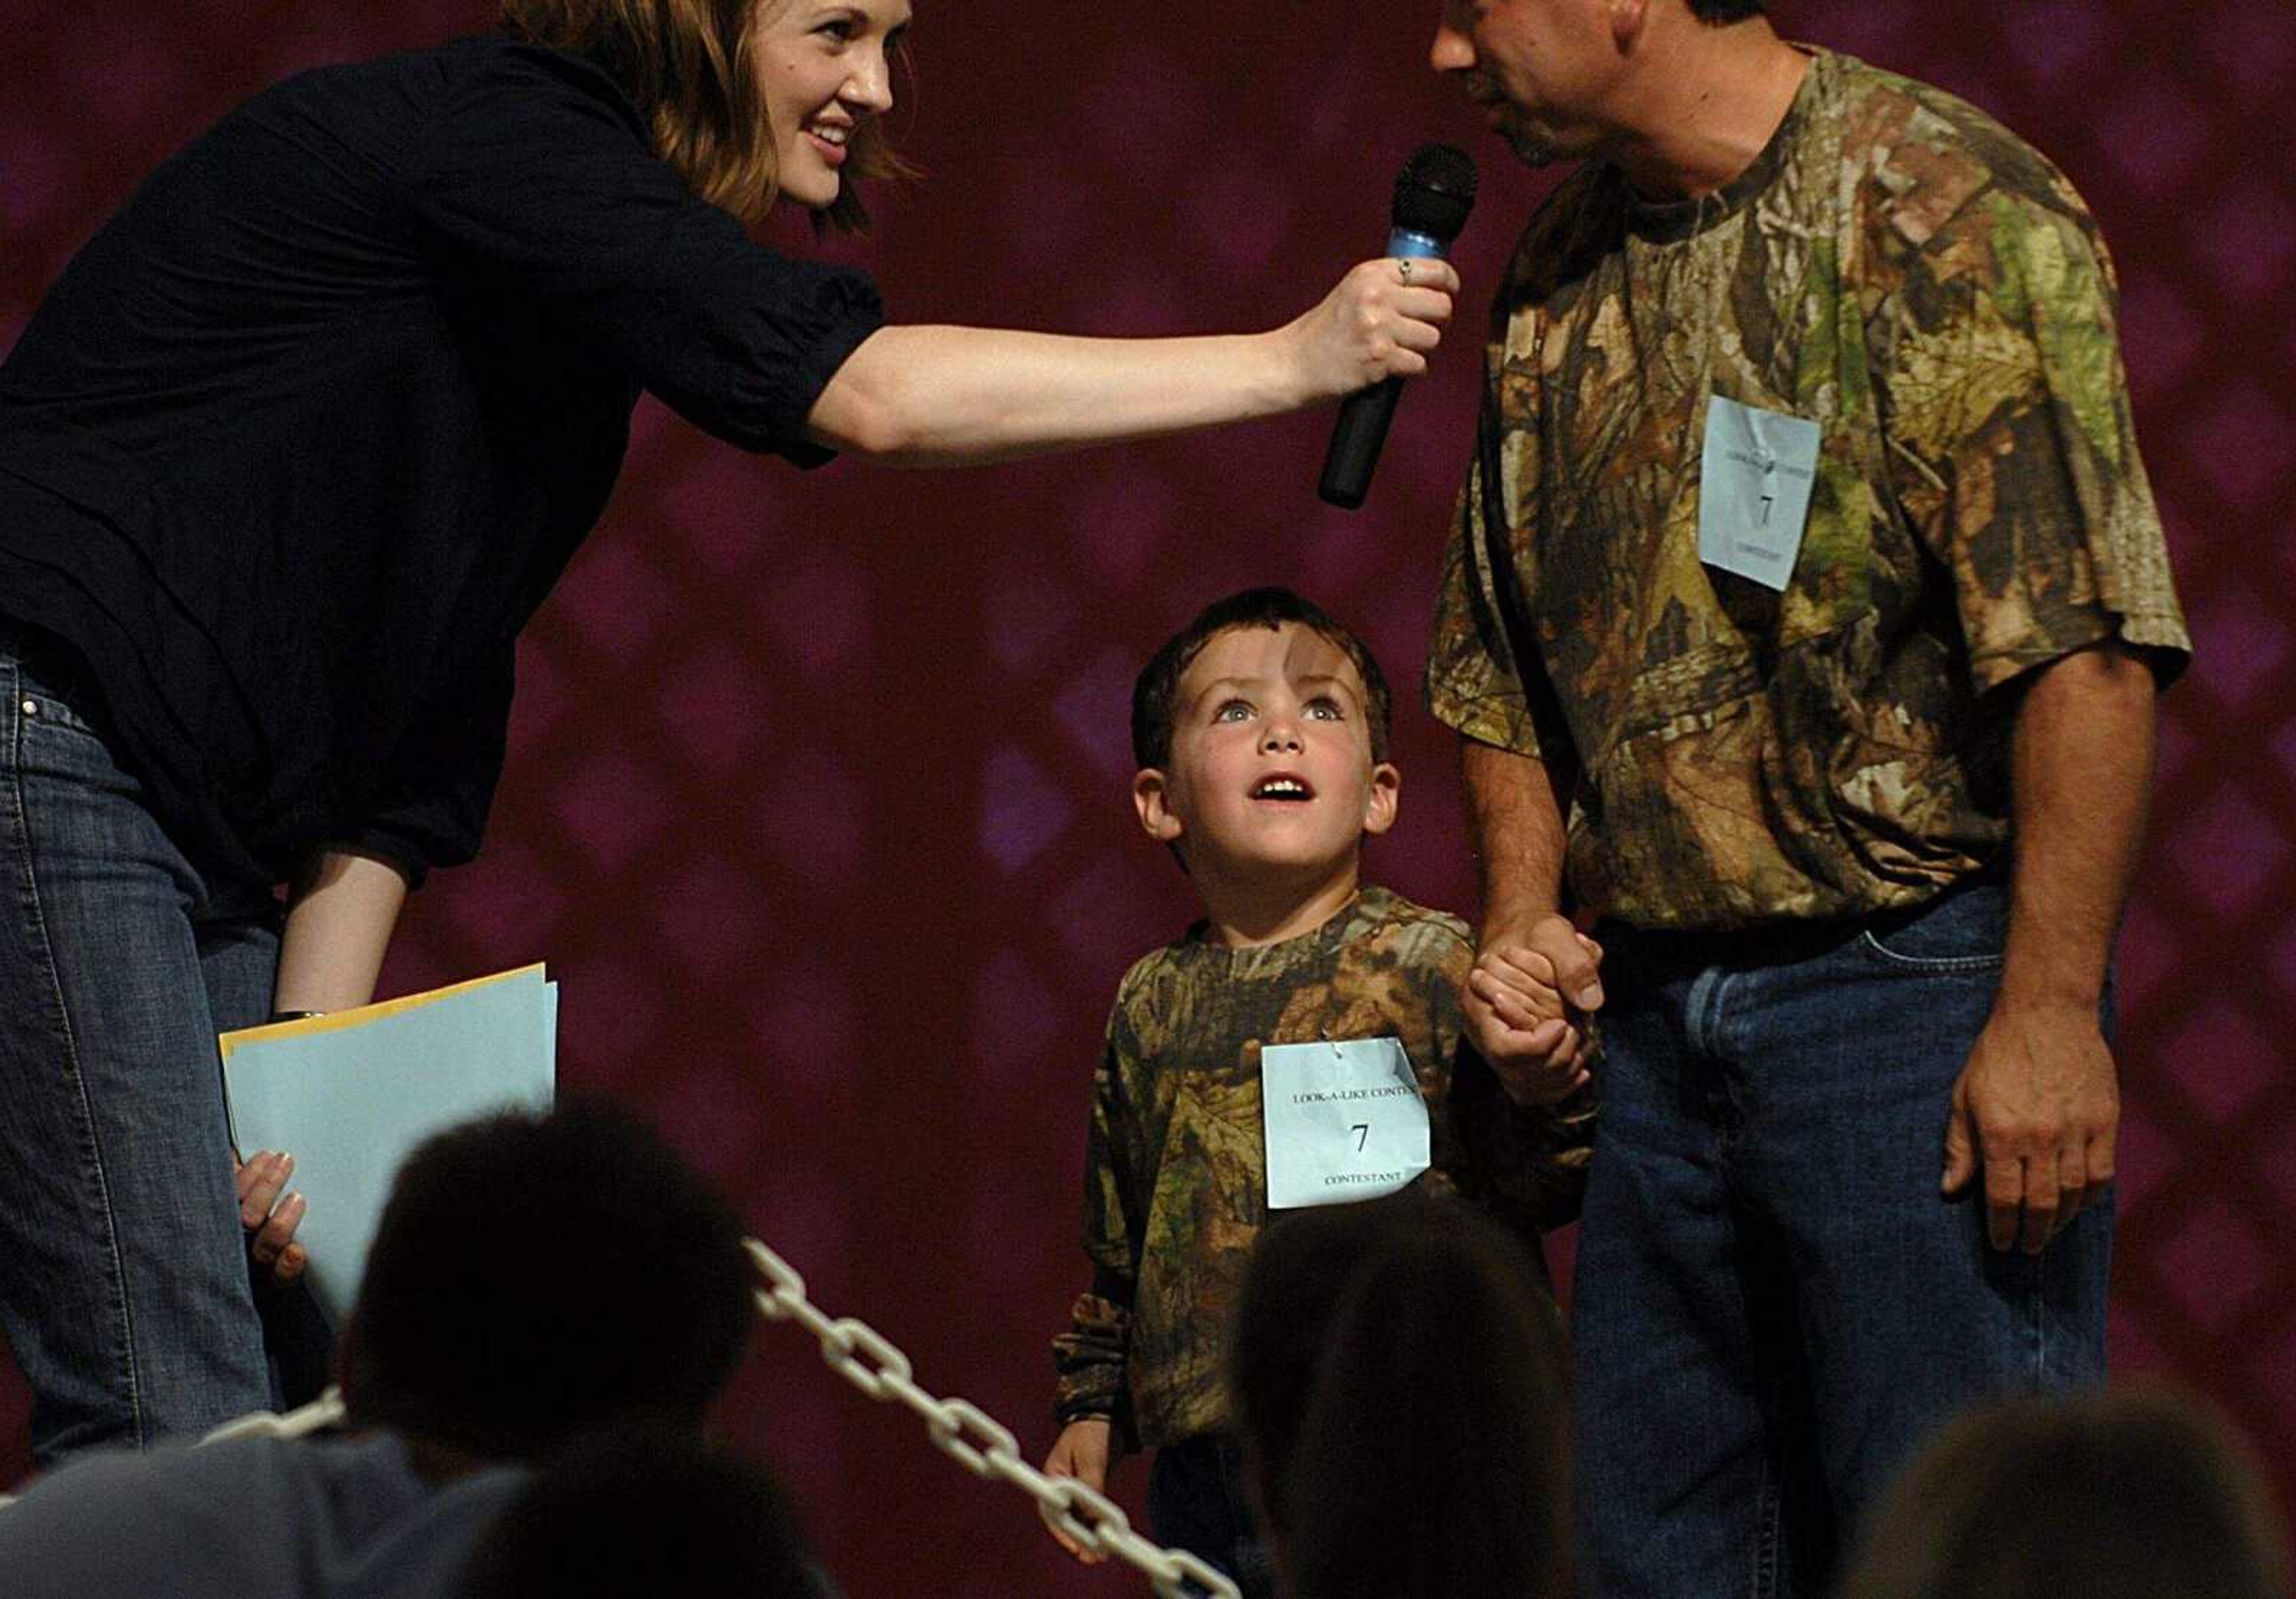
[805,258,1458,465]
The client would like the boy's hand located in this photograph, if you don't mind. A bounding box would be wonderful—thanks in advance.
[1039,1417,1115,1563]
[1466,917,1603,1106]
[234,1150,310,1285]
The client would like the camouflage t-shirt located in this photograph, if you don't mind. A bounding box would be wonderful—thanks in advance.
[1426,48,2190,930]
[1049,885,1594,1451]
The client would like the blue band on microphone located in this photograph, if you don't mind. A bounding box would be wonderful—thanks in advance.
[1385,227,1446,261]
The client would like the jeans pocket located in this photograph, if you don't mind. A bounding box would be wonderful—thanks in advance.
[20,686,106,742]
[9,644,112,748]
[8,661,132,802]
[1855,883,2008,974]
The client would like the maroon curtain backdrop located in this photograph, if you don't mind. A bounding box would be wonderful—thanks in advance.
[3,4,2291,1590]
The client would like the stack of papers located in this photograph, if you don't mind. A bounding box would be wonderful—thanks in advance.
[219,965,558,1322]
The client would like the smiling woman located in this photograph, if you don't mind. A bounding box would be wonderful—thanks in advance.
[749,0,911,213]
[0,0,1463,1473]
[503,0,914,229]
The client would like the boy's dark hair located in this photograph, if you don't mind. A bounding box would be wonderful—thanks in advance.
[1131,587,1393,771]
[1229,1194,1573,1599]
[456,1426,819,1598]
[340,1098,752,1461]
[1687,0,1763,20]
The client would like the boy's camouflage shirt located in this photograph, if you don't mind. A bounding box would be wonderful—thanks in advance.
[1427,49,2190,931]
[1050,886,1593,1451]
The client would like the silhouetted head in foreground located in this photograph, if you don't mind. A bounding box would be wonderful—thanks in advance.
[1229,1194,1571,1599]
[339,1098,753,1465]
[1842,1386,2292,1599]
[456,1424,820,1598]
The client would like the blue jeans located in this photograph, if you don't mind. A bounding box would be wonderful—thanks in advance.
[1148,1432,1277,1599]
[1571,882,2111,1598]
[0,624,278,1461]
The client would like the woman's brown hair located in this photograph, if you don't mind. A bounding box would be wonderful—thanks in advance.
[500,0,909,230]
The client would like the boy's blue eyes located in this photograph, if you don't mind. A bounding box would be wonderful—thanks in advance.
[1210,699,1345,723]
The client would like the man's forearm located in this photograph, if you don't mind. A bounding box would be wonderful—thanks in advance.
[1999,643,2158,1011]
[273,849,410,1014]
[1461,737,1571,941]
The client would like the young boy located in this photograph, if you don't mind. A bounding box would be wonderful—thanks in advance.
[1040,588,1596,1596]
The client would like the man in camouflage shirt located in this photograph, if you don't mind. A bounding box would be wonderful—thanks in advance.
[1422,1,2188,1593]
[1043,589,1592,1597]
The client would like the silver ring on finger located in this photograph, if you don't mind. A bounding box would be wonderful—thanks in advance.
[1396,258,1413,284]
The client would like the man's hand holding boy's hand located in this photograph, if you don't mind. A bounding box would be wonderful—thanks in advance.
[1467,914,1604,1105]
[1040,1417,1115,1563]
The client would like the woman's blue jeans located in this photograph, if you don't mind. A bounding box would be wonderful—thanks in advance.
[1571,881,2112,1598]
[0,625,276,1461]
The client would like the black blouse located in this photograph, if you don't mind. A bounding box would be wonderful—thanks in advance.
[0,35,884,889]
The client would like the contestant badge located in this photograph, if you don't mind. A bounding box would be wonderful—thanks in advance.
[1697,395,1820,593]
[1261,1036,1431,1210]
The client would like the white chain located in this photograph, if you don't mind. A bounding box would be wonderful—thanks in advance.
[201,1387,349,1444]
[745,1238,1241,1599]
[0,1389,349,1510]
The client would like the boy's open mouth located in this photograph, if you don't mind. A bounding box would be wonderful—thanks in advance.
[1250,776,1315,803]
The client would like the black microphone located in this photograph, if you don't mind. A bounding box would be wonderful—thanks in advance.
[1318,144,1479,510]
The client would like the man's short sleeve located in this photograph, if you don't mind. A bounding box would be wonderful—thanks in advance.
[1424,341,1575,761]
[1874,186,2191,692]
[1428,480,1539,755]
